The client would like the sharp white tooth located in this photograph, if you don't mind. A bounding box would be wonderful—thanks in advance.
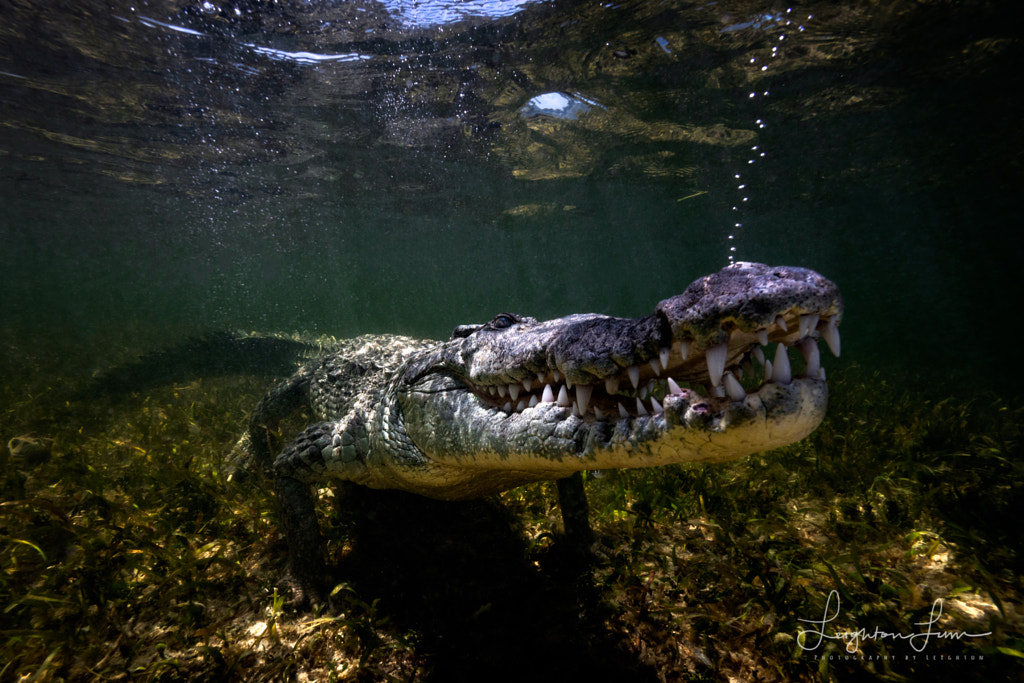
[566,375,573,390]
[799,338,821,378]
[541,384,555,403]
[660,347,670,371]
[628,365,640,389]
[724,372,746,400]
[594,406,606,420]
[557,385,572,407]
[576,385,592,414]
[752,345,765,366]
[757,330,769,346]
[636,398,649,416]
[502,401,512,412]
[764,358,774,382]
[516,400,526,412]
[819,366,827,381]
[618,402,630,419]
[528,394,539,408]
[488,385,497,396]
[667,377,684,395]
[775,315,788,332]
[508,384,520,401]
[572,402,580,416]
[537,371,546,383]
[799,313,820,339]
[679,340,691,360]
[605,376,620,395]
[705,342,728,387]
[651,397,663,413]
[553,369,562,382]
[649,358,662,376]
[523,377,533,391]
[772,344,792,385]
[498,384,507,398]
[820,318,841,358]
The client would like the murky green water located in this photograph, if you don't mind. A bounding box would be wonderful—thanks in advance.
[2,0,1021,393]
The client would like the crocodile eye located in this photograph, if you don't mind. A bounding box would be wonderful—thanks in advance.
[483,312,523,331]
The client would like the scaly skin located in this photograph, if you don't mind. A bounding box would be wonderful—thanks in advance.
[233,262,843,600]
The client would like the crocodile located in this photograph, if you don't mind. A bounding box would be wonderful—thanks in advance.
[232,262,842,599]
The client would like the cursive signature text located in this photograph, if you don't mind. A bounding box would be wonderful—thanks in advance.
[798,590,992,654]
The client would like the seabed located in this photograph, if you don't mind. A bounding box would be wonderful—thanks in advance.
[2,335,1022,682]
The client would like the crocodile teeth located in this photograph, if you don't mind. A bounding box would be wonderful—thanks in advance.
[757,330,769,346]
[643,379,656,398]
[627,365,640,389]
[552,369,562,382]
[557,385,572,407]
[508,384,520,401]
[516,399,526,412]
[706,342,728,387]
[775,315,788,332]
[752,345,765,365]
[798,338,821,378]
[522,377,533,391]
[503,401,512,412]
[660,347,671,371]
[576,385,592,414]
[772,343,792,385]
[528,394,539,408]
[676,340,691,360]
[649,358,662,376]
[618,403,629,419]
[820,318,841,357]
[594,406,606,420]
[650,396,663,413]
[764,359,774,381]
[724,372,746,400]
[605,376,620,395]
[636,398,649,416]
[667,377,684,396]
[498,384,507,398]
[541,384,555,403]
[799,313,820,339]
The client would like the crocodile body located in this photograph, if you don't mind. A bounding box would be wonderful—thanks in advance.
[233,262,843,598]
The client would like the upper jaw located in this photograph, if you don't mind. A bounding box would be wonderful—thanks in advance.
[458,262,842,420]
[463,306,840,420]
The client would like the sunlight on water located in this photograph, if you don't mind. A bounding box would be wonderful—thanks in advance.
[379,0,544,27]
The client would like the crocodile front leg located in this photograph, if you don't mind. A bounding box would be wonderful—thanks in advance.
[273,417,372,602]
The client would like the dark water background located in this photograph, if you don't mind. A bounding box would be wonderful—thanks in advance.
[2,0,1021,397]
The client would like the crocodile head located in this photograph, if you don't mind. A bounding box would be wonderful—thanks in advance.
[378,262,842,499]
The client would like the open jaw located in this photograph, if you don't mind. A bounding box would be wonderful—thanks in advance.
[394,263,843,479]
[464,308,840,424]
